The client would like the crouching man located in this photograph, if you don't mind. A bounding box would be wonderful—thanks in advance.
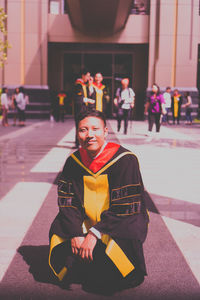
[48,109,149,293]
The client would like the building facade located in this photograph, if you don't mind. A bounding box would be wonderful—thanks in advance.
[0,0,200,119]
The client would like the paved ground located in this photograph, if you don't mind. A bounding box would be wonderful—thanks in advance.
[0,117,200,300]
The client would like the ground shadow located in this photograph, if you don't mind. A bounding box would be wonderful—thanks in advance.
[17,245,58,285]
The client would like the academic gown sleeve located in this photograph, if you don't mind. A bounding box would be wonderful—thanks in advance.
[49,158,85,240]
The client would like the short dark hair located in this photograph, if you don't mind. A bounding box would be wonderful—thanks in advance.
[2,87,7,93]
[76,109,106,128]
[81,68,90,75]
[19,86,24,93]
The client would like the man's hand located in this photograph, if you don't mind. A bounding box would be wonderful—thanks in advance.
[79,232,97,261]
[71,236,85,255]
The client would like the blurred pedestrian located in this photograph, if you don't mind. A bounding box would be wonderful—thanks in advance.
[114,78,135,134]
[57,90,67,122]
[144,83,165,137]
[162,86,171,125]
[11,87,19,126]
[183,91,193,125]
[1,87,9,127]
[86,76,96,111]
[171,89,183,125]
[15,86,27,126]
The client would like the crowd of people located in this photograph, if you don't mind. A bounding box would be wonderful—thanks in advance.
[144,83,193,138]
[0,86,29,127]
[0,75,194,133]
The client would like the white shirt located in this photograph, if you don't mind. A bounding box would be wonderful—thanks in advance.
[163,92,171,108]
[16,92,26,110]
[116,88,135,110]
[1,93,9,109]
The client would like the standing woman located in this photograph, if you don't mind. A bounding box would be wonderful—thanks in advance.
[16,87,27,126]
[12,87,19,126]
[1,87,9,127]
[144,83,165,136]
[171,89,183,125]
[183,91,193,125]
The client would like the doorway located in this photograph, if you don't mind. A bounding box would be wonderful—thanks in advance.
[63,52,133,116]
[48,43,149,119]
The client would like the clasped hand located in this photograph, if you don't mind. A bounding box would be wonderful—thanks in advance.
[71,232,97,261]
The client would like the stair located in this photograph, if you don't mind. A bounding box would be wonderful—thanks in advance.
[8,88,51,120]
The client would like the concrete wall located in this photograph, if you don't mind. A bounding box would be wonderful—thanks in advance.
[148,0,199,90]
[0,0,48,88]
[48,14,149,44]
[0,0,200,92]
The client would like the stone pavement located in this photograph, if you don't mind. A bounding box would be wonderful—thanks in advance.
[0,117,199,300]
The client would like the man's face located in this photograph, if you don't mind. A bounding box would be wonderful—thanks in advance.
[77,116,108,157]
[121,79,129,89]
[82,72,90,83]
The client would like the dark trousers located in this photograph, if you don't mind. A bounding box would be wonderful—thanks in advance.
[185,108,192,123]
[58,105,65,122]
[117,109,131,134]
[17,108,26,122]
[50,239,145,292]
[148,113,161,132]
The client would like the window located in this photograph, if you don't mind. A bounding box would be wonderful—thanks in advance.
[130,0,150,15]
[49,0,60,15]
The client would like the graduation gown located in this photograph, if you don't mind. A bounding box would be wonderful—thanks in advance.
[89,82,109,113]
[74,79,88,120]
[49,143,149,282]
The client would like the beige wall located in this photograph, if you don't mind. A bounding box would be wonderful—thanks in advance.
[1,0,48,88]
[48,14,149,44]
[148,0,199,90]
[0,0,199,90]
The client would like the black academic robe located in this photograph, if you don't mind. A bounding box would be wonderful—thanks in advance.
[74,79,88,121]
[88,83,109,113]
[49,145,149,282]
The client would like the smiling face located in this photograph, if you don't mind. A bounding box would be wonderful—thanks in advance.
[77,116,108,158]
[94,73,103,85]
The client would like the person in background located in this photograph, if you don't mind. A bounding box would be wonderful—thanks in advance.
[57,90,67,122]
[93,72,110,114]
[144,83,165,137]
[15,86,27,126]
[48,109,149,293]
[1,87,9,127]
[171,89,183,125]
[114,78,135,134]
[12,87,20,126]
[183,91,193,125]
[162,86,171,125]
[87,76,96,111]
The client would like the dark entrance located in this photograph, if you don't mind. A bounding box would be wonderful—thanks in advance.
[63,52,133,116]
[48,43,149,119]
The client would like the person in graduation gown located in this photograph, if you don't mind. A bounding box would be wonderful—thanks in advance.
[48,109,149,293]
[91,73,110,114]
[171,89,183,125]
